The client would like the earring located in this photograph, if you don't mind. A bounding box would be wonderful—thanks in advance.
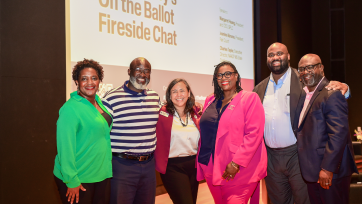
[77,86,80,95]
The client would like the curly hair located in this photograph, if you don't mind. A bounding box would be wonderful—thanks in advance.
[72,59,104,85]
[212,61,242,100]
[165,78,196,115]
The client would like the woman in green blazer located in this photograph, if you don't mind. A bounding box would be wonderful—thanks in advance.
[53,59,113,204]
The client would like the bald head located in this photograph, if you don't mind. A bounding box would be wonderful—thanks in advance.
[130,57,151,70]
[298,54,322,67]
[266,42,290,75]
[298,53,324,90]
[267,42,289,55]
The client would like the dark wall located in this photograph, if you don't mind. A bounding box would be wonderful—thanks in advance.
[255,0,362,138]
[345,0,362,139]
[0,0,65,203]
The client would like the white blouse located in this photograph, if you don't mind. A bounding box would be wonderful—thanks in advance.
[168,112,200,158]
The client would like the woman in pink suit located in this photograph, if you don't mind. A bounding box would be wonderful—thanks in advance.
[196,61,267,204]
[155,78,201,204]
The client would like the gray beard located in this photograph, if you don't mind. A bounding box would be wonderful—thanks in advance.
[129,76,149,90]
[302,74,316,87]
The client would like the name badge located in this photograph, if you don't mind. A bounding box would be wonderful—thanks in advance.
[228,105,235,110]
[160,111,169,117]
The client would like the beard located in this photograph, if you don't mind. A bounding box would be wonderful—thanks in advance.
[301,73,316,87]
[267,58,289,75]
[302,73,323,87]
[129,76,150,90]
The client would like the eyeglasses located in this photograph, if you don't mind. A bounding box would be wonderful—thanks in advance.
[215,71,236,80]
[134,67,151,75]
[267,51,286,58]
[297,63,321,73]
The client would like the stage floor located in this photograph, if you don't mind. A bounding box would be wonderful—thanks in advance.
[155,182,214,204]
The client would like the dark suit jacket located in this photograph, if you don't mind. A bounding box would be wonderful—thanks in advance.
[154,105,201,174]
[293,77,358,182]
[253,68,302,137]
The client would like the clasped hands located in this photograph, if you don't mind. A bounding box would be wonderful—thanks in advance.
[222,161,240,182]
[318,169,333,189]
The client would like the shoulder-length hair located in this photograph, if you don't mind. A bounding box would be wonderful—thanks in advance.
[165,78,196,115]
[212,61,242,100]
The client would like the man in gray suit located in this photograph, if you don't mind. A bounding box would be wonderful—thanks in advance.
[253,43,349,204]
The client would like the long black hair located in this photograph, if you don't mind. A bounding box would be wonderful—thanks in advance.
[212,61,242,100]
[165,78,196,115]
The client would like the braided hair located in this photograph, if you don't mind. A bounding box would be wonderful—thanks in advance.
[212,61,242,100]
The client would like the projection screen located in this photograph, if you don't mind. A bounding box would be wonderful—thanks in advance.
[66,0,254,102]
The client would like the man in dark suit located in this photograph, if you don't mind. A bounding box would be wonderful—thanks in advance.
[253,43,349,204]
[293,54,358,204]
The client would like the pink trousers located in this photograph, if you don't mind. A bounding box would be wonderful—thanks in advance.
[200,156,260,204]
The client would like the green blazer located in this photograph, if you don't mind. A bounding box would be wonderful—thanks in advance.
[53,91,113,188]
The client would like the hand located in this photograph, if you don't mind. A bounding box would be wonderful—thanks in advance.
[221,161,240,182]
[318,169,333,189]
[66,184,86,204]
[195,102,204,115]
[325,81,348,95]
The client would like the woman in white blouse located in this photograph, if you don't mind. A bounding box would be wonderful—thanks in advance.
[154,78,201,204]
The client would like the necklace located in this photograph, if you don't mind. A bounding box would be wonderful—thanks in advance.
[175,110,188,127]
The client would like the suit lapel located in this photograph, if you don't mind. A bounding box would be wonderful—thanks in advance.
[203,96,215,112]
[216,91,244,139]
[191,111,200,131]
[293,91,306,131]
[290,68,303,129]
[256,76,269,103]
[298,78,329,129]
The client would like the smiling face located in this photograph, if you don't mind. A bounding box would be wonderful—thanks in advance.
[76,67,100,100]
[170,82,190,110]
[128,58,151,90]
[267,43,290,75]
[216,65,238,92]
[298,54,324,90]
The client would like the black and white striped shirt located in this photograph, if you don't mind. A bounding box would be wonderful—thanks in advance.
[102,81,160,155]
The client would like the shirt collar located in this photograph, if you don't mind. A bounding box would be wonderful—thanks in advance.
[269,67,291,85]
[70,91,101,102]
[303,77,325,96]
[70,91,83,101]
[123,80,148,96]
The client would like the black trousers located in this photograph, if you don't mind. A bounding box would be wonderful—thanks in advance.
[307,176,351,204]
[110,155,156,204]
[160,155,199,204]
[265,144,310,204]
[54,176,111,204]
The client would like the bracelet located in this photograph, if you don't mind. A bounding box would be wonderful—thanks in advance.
[231,161,240,169]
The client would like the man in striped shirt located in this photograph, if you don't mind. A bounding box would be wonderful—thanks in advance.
[102,57,161,204]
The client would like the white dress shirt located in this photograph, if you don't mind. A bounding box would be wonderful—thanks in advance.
[263,67,297,148]
[168,112,200,158]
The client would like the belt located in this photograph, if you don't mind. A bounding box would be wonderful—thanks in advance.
[112,152,153,161]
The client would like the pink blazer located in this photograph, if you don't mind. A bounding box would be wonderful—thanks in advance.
[154,105,201,174]
[196,90,267,185]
